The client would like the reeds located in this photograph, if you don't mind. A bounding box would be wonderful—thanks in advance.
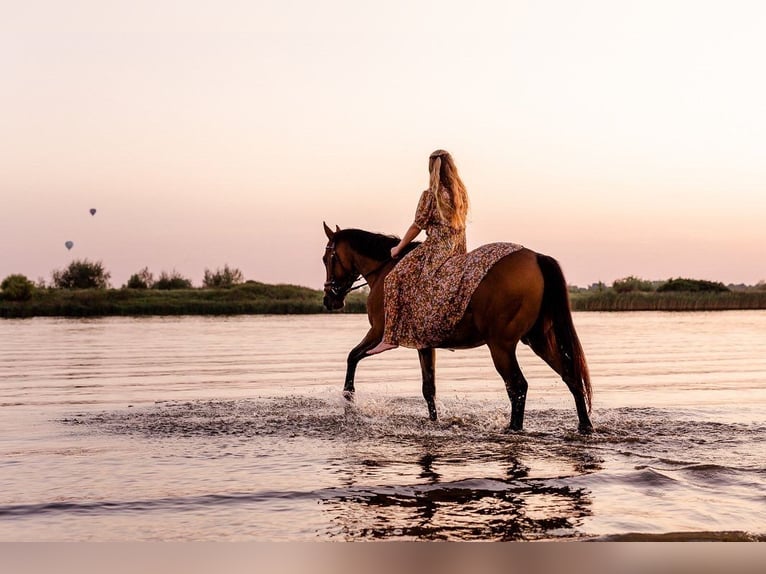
[4,283,765,318]
[0,282,367,318]
[570,290,766,311]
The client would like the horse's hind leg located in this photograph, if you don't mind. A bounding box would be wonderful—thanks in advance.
[418,347,437,421]
[524,330,593,433]
[488,341,528,432]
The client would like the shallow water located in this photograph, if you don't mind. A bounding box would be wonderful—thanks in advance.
[1,312,765,541]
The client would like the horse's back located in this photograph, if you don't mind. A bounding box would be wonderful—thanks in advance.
[440,248,544,348]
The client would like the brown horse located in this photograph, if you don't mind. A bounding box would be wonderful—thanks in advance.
[322,223,593,434]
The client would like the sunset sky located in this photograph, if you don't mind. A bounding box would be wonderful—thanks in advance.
[2,0,764,289]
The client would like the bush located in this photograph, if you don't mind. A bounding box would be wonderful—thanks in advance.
[51,259,111,289]
[1,274,35,301]
[154,270,193,290]
[612,276,655,294]
[126,267,154,289]
[203,265,244,288]
[657,278,729,293]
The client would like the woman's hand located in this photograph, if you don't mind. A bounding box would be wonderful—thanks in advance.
[391,223,422,259]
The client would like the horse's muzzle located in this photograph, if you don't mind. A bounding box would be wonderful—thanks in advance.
[323,294,345,311]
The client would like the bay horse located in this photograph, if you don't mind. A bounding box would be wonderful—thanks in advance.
[322,223,593,434]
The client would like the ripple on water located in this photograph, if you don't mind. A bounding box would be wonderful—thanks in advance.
[52,394,766,541]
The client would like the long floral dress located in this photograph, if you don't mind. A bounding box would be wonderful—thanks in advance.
[381,187,523,349]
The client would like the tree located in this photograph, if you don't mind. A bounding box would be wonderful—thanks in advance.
[153,270,193,290]
[51,259,111,289]
[657,278,729,293]
[612,276,654,294]
[1,274,35,301]
[203,264,244,288]
[126,267,154,289]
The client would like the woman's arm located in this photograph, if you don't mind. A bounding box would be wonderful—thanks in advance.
[391,223,422,259]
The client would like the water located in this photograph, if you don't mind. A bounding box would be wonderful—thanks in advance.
[1,312,765,541]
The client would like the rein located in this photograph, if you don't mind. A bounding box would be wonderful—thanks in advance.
[346,258,392,292]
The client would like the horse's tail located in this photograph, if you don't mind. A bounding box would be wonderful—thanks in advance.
[534,254,592,412]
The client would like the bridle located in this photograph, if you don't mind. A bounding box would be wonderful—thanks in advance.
[324,242,361,298]
[324,241,392,298]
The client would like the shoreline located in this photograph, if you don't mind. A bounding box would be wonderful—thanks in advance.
[569,290,766,312]
[2,285,766,318]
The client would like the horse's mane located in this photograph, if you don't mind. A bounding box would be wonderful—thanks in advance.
[335,228,421,261]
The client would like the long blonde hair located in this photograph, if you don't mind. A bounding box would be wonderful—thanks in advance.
[429,149,469,229]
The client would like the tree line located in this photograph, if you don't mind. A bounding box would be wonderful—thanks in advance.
[572,275,766,295]
[1,259,245,301]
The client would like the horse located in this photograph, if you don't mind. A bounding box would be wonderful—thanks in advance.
[322,223,593,434]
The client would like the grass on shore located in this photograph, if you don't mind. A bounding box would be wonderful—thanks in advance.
[3,282,766,318]
[0,282,368,318]
[570,290,766,311]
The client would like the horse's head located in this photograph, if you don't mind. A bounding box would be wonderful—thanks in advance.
[322,222,360,310]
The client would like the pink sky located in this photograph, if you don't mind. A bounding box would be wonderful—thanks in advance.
[2,1,764,289]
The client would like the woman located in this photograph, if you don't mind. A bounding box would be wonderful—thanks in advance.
[367,149,470,354]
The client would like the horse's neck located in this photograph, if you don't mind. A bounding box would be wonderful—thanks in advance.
[355,253,392,288]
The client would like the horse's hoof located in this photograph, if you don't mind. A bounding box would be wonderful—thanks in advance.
[426,405,437,421]
[342,391,355,402]
[505,425,524,434]
[578,424,594,435]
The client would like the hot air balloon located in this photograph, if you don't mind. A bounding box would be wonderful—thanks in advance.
[89,208,97,216]
[65,241,74,250]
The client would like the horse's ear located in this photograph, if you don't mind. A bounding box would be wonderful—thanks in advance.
[323,222,335,240]
[335,225,340,233]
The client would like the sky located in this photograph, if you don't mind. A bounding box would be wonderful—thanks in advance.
[2,0,764,290]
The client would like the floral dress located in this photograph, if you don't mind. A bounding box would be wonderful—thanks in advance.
[382,187,523,349]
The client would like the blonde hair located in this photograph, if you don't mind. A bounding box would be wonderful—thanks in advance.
[429,149,469,229]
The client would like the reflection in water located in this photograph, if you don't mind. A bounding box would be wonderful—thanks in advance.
[321,441,593,541]
[418,453,440,483]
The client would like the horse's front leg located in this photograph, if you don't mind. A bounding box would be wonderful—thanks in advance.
[418,347,437,421]
[343,328,380,400]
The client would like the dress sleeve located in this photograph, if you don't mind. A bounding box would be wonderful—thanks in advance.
[413,189,434,229]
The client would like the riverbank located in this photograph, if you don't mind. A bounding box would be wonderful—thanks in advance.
[0,282,367,318]
[569,290,766,311]
[2,283,766,318]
